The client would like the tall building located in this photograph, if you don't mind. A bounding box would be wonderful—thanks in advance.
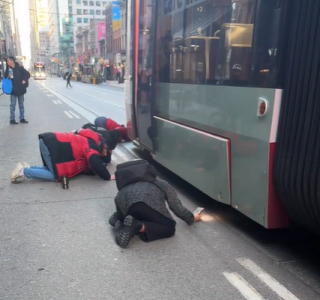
[105,2,113,63]
[39,31,50,59]
[13,19,22,57]
[48,0,59,55]
[29,0,40,63]
[47,0,74,66]
[120,1,126,63]
[37,0,49,29]
[72,0,110,54]
[0,1,19,61]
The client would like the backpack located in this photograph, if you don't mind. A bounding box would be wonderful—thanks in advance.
[2,78,12,95]
[115,159,158,191]
[81,123,120,150]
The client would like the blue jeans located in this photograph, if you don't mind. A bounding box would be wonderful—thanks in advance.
[23,139,55,181]
[10,95,25,120]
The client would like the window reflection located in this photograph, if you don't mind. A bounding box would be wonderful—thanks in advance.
[155,0,283,88]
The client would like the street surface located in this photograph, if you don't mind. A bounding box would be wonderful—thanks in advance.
[0,78,320,300]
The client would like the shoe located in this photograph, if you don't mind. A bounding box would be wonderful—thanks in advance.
[10,163,26,183]
[115,215,142,248]
[22,162,30,168]
[10,120,18,125]
[20,119,28,123]
[109,212,119,227]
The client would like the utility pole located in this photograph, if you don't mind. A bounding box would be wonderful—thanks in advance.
[93,9,97,73]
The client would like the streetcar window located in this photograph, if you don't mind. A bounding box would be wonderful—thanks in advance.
[155,0,285,88]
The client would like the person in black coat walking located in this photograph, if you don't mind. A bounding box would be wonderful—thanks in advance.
[66,72,72,88]
[5,56,30,125]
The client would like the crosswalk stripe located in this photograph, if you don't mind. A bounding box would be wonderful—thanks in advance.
[114,147,131,161]
[53,100,58,104]
[223,272,265,300]
[237,258,300,300]
[68,111,80,119]
[64,111,73,118]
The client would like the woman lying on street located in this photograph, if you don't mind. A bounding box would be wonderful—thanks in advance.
[10,129,115,183]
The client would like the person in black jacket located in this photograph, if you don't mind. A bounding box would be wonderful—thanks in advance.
[66,72,72,88]
[110,171,202,248]
[5,56,30,125]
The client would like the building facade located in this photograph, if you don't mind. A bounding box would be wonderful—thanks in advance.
[29,0,40,63]
[0,1,20,72]
[48,0,59,56]
[47,0,74,67]
[73,0,111,54]
[39,31,50,60]
[105,3,113,63]
[37,0,49,29]
[30,0,51,65]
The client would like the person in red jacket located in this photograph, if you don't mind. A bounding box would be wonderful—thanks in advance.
[94,116,130,142]
[10,129,115,183]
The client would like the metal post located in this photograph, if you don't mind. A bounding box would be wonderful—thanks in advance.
[93,10,97,73]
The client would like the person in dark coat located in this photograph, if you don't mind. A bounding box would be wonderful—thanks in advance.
[10,129,115,183]
[5,56,30,124]
[109,172,202,248]
[66,72,72,88]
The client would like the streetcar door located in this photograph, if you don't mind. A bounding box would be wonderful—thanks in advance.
[133,0,156,151]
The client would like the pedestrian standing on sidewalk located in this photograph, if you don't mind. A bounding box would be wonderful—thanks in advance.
[10,129,115,183]
[66,72,72,88]
[5,56,30,125]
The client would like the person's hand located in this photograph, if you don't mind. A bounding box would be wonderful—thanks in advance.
[22,80,26,84]
[194,212,202,222]
[110,175,115,180]
[8,74,12,78]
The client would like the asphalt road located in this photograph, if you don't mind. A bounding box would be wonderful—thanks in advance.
[0,77,320,300]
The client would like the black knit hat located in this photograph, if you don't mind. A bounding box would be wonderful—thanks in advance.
[102,129,120,150]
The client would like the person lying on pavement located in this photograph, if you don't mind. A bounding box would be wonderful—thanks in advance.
[10,129,115,183]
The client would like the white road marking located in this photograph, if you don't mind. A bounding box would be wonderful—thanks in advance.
[64,111,73,118]
[112,155,119,162]
[223,272,265,300]
[237,258,300,300]
[114,147,131,161]
[53,100,58,104]
[57,100,62,104]
[68,111,80,119]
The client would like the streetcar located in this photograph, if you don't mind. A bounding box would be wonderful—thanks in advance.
[124,0,320,233]
[33,62,46,80]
